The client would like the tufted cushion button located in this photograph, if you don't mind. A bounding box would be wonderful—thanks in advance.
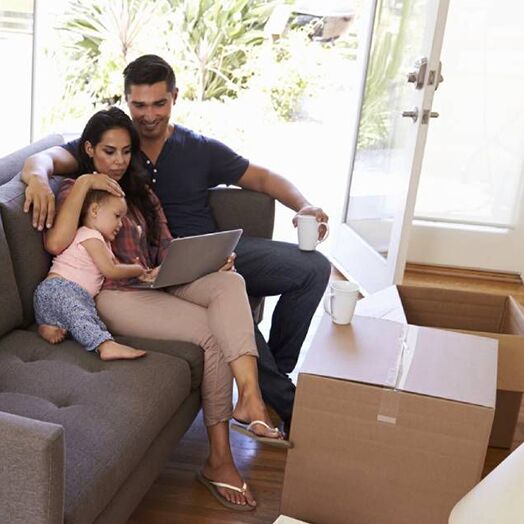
[20,356,39,363]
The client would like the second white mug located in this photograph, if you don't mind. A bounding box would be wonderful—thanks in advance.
[297,215,329,251]
[324,280,360,325]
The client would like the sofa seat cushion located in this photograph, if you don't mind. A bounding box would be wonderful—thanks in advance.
[115,335,203,391]
[0,329,194,524]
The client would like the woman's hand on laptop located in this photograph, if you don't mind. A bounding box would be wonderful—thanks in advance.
[219,253,237,272]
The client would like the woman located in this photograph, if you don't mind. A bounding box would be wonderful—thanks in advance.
[45,107,288,511]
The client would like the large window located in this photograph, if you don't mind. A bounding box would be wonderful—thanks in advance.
[0,0,34,156]
[28,0,361,254]
[415,0,524,229]
[408,0,524,273]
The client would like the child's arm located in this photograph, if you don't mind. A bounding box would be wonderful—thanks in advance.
[45,175,124,255]
[81,238,145,280]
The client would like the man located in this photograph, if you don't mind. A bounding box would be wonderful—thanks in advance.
[22,54,331,433]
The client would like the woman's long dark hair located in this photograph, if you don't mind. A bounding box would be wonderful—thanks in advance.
[75,107,160,244]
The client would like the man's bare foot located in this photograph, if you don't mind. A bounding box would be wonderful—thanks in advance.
[202,459,256,508]
[232,392,284,440]
[97,340,147,361]
[38,325,67,344]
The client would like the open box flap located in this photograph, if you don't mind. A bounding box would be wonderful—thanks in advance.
[355,286,407,323]
[402,326,497,408]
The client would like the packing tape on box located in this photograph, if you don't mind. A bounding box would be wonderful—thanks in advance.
[377,325,419,425]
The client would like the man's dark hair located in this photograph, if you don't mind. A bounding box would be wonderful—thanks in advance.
[123,54,176,94]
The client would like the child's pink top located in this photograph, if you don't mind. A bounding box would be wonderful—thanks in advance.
[49,226,114,297]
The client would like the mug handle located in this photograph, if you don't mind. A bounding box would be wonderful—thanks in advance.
[323,292,334,318]
[317,221,330,244]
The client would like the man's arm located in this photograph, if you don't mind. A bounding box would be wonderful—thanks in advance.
[236,163,329,233]
[22,147,79,231]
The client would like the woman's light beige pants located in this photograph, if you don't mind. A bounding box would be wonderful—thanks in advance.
[96,271,258,426]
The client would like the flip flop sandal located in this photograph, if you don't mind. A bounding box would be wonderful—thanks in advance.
[196,471,256,512]
[231,419,293,448]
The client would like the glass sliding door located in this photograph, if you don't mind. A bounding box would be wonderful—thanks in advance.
[409,0,524,276]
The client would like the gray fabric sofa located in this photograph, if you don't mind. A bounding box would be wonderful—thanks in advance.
[0,135,274,524]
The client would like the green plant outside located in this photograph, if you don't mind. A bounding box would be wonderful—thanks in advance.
[58,0,168,106]
[357,0,412,149]
[165,0,275,101]
[59,0,275,105]
[44,0,359,129]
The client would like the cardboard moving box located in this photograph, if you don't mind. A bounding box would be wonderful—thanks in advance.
[281,315,497,524]
[356,285,524,447]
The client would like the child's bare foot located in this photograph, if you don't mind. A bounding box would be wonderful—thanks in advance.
[98,340,147,361]
[38,325,67,344]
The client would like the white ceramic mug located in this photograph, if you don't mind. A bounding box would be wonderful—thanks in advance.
[324,281,360,325]
[297,215,329,251]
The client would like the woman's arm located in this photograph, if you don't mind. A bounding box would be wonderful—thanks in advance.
[81,238,145,280]
[45,175,125,255]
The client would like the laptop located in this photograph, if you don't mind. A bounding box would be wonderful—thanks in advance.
[131,229,243,289]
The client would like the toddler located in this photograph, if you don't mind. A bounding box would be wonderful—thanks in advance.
[34,189,150,360]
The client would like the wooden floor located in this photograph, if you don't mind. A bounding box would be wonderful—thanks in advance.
[128,267,524,524]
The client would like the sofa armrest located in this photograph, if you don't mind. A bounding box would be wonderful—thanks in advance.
[0,411,65,524]
[208,187,275,238]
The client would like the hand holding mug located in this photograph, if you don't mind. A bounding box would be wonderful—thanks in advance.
[296,215,330,251]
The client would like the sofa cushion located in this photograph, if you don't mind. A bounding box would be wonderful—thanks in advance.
[115,335,203,391]
[0,215,23,337]
[0,330,193,524]
[209,187,275,239]
[0,175,62,326]
[0,134,64,186]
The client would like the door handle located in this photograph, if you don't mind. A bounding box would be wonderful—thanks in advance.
[407,58,427,89]
[435,61,444,90]
[428,62,444,91]
[402,108,419,122]
[421,110,439,123]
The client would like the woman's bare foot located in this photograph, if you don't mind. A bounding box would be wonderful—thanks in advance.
[202,459,256,508]
[97,340,147,361]
[232,392,284,440]
[38,325,67,344]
